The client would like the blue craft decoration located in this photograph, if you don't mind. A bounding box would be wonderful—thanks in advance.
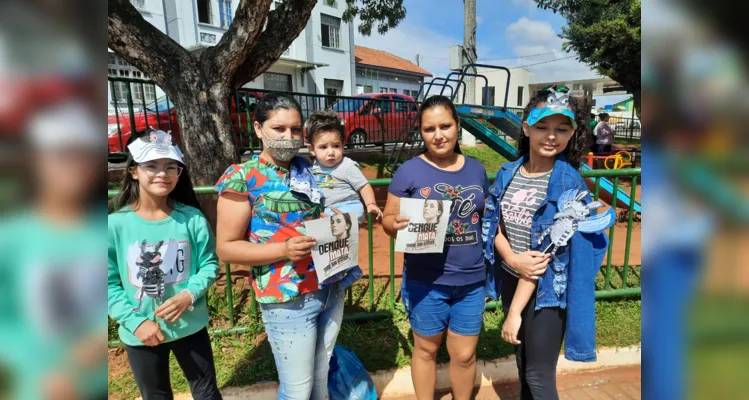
[538,189,616,255]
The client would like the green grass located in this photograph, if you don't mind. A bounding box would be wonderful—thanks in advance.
[614,137,641,145]
[462,145,510,173]
[108,275,641,398]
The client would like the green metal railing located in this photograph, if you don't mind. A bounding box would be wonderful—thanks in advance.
[107,168,641,346]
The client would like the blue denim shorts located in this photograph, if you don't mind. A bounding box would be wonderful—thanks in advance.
[403,279,486,337]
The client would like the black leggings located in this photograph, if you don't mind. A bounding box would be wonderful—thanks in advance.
[125,327,222,400]
[502,273,566,400]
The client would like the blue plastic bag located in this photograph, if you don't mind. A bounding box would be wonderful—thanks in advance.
[328,345,378,400]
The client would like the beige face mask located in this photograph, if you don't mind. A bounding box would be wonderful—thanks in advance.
[261,135,304,162]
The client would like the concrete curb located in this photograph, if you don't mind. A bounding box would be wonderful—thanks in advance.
[216,346,641,399]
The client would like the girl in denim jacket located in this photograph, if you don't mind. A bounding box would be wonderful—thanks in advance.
[483,88,609,399]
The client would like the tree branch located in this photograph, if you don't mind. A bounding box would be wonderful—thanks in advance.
[108,0,192,88]
[233,0,317,88]
[204,0,273,81]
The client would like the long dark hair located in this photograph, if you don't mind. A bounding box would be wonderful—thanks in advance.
[108,139,201,214]
[417,95,462,155]
[518,90,590,169]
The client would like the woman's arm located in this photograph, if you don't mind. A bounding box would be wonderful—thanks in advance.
[216,192,315,265]
[382,193,409,238]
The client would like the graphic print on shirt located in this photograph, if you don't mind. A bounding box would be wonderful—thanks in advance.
[435,183,483,246]
[314,172,337,189]
[127,239,191,297]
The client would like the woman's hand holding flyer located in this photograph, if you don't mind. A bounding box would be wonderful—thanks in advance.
[394,198,453,254]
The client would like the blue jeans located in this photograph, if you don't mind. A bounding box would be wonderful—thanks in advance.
[325,199,365,224]
[403,279,486,337]
[260,284,345,400]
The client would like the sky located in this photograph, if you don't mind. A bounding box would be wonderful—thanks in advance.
[353,0,603,85]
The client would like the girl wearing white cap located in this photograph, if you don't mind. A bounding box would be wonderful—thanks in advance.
[108,129,222,400]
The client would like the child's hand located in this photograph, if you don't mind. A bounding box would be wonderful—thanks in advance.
[134,320,165,346]
[509,251,551,280]
[155,291,194,323]
[285,236,316,261]
[501,313,523,345]
[367,203,383,220]
[392,215,410,230]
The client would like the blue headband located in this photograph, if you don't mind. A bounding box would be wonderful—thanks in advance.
[526,91,577,129]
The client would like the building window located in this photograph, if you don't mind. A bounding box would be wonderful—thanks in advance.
[356,85,364,95]
[108,68,118,77]
[321,14,341,49]
[517,86,523,107]
[119,69,130,77]
[573,83,582,90]
[132,84,144,102]
[380,87,388,93]
[219,0,232,28]
[133,71,143,79]
[364,85,373,94]
[390,88,397,93]
[145,85,156,102]
[112,82,128,103]
[118,57,129,66]
[200,32,216,44]
[108,53,117,66]
[131,0,146,10]
[197,0,212,24]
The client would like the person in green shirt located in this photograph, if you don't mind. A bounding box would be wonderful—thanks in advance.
[108,129,222,400]
[588,114,599,153]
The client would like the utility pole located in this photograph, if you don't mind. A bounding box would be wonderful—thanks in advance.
[415,54,420,66]
[462,0,477,146]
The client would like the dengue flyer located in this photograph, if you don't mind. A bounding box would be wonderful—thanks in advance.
[304,212,359,283]
[395,198,452,254]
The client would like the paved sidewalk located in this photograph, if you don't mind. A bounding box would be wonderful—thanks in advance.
[385,365,641,400]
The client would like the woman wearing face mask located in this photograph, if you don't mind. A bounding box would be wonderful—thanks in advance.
[215,93,345,400]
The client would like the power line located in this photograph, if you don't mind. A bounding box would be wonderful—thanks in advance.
[481,51,560,61]
[516,55,577,68]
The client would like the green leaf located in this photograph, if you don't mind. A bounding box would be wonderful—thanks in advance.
[256,270,271,291]
[280,264,294,277]
[257,296,279,304]
[262,191,313,214]
[255,229,275,237]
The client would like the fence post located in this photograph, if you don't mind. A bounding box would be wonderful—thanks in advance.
[622,176,638,288]
[390,237,395,311]
[604,176,620,290]
[368,213,374,312]
[588,152,594,168]
[224,263,235,327]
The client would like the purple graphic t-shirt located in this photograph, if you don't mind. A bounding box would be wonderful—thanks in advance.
[389,156,489,286]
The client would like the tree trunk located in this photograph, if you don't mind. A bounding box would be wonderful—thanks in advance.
[632,88,641,121]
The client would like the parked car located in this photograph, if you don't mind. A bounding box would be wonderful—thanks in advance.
[330,93,419,147]
[107,90,262,156]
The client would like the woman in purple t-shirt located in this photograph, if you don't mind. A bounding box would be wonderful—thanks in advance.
[382,95,489,400]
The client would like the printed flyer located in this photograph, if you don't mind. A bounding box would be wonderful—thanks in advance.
[395,198,452,254]
[304,213,359,283]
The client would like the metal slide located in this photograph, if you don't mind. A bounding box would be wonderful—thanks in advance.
[581,164,642,213]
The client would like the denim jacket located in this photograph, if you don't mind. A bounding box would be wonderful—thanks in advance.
[481,154,609,362]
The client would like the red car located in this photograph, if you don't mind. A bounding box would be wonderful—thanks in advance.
[108,91,262,156]
[330,93,419,147]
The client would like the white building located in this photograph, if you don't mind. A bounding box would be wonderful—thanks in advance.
[108,0,355,107]
[473,67,531,109]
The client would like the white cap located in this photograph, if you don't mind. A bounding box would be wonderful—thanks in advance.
[28,102,100,150]
[127,129,184,164]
